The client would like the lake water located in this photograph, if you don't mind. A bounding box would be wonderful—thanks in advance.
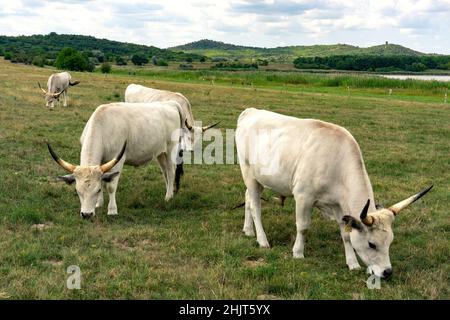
[380,74,450,82]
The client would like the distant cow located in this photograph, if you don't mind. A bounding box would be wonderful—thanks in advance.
[39,72,80,108]
[47,101,186,219]
[124,84,219,151]
[235,108,432,278]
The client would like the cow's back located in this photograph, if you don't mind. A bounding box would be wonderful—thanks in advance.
[236,108,370,200]
[80,102,182,166]
[125,84,195,127]
[47,72,71,92]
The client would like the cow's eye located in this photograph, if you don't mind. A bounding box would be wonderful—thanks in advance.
[368,242,377,250]
[97,189,101,193]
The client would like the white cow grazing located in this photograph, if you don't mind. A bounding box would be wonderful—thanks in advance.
[235,108,432,278]
[47,101,185,219]
[124,84,219,151]
[39,72,80,108]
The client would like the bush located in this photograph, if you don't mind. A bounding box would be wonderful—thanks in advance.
[32,56,45,67]
[55,47,93,72]
[131,53,148,66]
[116,56,127,65]
[4,52,12,60]
[179,64,193,70]
[100,62,112,73]
[211,62,258,70]
[257,59,269,66]
[156,60,168,66]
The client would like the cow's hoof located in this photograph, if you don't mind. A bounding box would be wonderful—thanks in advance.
[258,241,270,248]
[293,252,305,259]
[107,211,118,216]
[348,263,361,271]
[243,229,255,237]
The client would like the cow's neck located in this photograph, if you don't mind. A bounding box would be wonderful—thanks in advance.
[80,125,104,166]
[343,166,376,217]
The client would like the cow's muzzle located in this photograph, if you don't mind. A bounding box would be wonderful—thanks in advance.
[382,268,393,279]
[80,212,94,219]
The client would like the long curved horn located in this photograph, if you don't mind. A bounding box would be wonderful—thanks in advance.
[52,90,64,98]
[38,82,47,94]
[100,141,127,173]
[389,185,433,215]
[47,143,76,173]
[202,121,220,132]
[360,199,374,226]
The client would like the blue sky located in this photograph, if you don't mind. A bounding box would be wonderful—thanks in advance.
[1,0,449,54]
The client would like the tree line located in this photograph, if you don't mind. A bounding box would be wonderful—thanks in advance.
[0,33,205,71]
[293,55,450,72]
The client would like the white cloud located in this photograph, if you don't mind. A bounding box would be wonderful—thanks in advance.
[0,0,448,53]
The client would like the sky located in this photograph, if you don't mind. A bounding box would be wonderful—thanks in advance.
[1,0,449,54]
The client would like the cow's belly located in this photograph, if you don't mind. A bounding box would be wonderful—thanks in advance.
[252,170,293,197]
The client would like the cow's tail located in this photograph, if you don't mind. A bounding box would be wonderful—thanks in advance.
[69,80,80,86]
[175,149,184,193]
[174,101,185,193]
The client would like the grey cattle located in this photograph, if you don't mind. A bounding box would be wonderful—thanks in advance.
[124,84,219,151]
[39,72,80,108]
[47,101,185,219]
[235,108,432,278]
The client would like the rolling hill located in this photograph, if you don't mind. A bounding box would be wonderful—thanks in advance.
[0,33,205,65]
[169,39,425,61]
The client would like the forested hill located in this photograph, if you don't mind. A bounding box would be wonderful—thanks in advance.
[0,33,204,65]
[170,39,425,60]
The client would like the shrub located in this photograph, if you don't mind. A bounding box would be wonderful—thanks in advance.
[32,56,45,67]
[131,53,148,66]
[156,60,168,66]
[179,64,193,70]
[100,62,112,73]
[116,56,127,65]
[4,52,12,60]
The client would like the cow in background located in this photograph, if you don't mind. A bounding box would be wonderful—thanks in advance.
[39,72,80,108]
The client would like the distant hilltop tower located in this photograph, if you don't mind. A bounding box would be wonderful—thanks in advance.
[385,41,388,46]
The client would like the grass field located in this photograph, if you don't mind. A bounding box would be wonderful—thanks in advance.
[0,58,448,299]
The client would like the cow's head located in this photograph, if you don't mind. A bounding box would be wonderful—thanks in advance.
[343,185,433,278]
[38,82,63,107]
[183,120,220,151]
[47,142,127,219]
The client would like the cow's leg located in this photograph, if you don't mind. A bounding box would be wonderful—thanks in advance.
[105,173,120,215]
[63,91,68,107]
[164,153,176,201]
[339,224,361,270]
[96,185,104,209]
[243,188,255,236]
[247,181,268,248]
[156,153,170,199]
[292,193,313,258]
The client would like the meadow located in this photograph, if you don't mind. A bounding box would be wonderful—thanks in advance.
[0,58,448,299]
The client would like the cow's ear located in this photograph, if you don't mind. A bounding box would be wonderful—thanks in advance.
[342,215,363,232]
[102,171,120,183]
[58,174,76,185]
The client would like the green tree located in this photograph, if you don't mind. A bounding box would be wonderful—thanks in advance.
[131,53,148,66]
[55,47,92,72]
[100,62,112,73]
[116,56,127,65]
